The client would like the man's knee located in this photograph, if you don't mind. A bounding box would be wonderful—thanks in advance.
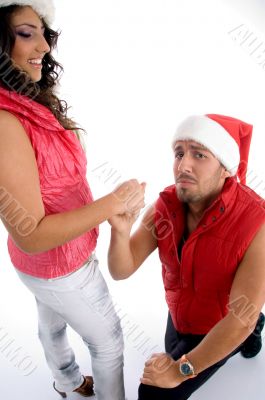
[138,383,180,400]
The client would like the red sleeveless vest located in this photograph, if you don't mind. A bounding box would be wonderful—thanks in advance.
[155,177,265,334]
[0,87,98,279]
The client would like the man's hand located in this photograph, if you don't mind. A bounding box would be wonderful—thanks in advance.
[140,353,185,388]
[108,210,140,234]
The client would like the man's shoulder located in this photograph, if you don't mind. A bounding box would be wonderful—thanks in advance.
[236,182,265,214]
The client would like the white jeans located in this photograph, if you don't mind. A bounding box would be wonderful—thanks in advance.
[16,255,125,400]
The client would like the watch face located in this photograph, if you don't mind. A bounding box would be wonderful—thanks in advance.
[180,363,192,375]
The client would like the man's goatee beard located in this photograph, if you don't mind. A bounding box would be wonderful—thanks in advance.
[176,189,203,203]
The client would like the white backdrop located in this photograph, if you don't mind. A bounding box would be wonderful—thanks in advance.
[0,1,264,399]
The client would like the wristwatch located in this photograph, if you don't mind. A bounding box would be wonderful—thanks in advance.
[179,355,197,378]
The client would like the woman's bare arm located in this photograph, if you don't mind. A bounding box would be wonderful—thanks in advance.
[0,110,145,253]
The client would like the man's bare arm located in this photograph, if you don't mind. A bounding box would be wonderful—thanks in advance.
[108,205,157,279]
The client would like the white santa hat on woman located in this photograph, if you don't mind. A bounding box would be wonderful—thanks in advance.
[0,0,55,25]
[172,114,253,185]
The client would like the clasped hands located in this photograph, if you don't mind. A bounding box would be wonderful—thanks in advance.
[140,352,185,389]
[108,179,146,230]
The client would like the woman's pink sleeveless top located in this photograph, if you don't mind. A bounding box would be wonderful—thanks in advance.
[0,87,98,278]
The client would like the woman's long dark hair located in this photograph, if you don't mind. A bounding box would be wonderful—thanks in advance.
[0,5,82,133]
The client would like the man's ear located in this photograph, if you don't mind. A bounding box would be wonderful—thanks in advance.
[220,163,231,179]
[223,168,231,179]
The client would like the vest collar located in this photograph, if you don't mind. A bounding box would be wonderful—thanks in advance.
[0,87,65,132]
[160,177,238,230]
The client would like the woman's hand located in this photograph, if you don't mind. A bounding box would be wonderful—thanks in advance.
[111,180,146,215]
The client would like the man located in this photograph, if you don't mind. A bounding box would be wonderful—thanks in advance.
[108,114,265,399]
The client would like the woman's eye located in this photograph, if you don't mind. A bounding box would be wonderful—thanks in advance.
[16,31,32,38]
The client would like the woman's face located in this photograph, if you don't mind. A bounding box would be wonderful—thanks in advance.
[10,6,50,82]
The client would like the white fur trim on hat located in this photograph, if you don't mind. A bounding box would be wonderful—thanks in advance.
[0,0,55,25]
[172,115,240,175]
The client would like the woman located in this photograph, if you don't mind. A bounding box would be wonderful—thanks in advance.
[0,1,145,399]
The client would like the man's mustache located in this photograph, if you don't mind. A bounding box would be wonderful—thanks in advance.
[176,174,197,183]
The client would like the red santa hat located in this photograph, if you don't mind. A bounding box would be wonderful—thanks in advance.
[172,114,253,185]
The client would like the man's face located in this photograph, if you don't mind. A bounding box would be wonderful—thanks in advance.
[173,140,230,204]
